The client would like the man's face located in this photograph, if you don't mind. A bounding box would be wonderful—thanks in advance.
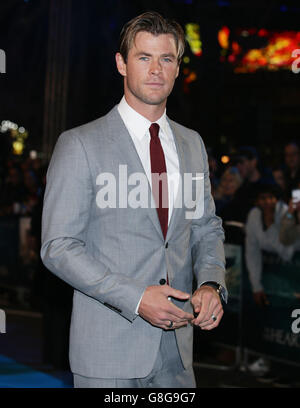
[236,157,254,180]
[284,144,300,171]
[221,174,239,196]
[256,193,277,212]
[272,169,285,190]
[116,31,179,108]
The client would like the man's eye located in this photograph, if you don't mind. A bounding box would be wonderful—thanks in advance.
[163,58,172,62]
[139,57,149,61]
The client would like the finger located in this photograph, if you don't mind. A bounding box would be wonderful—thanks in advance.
[191,289,216,321]
[199,306,223,328]
[199,310,224,330]
[163,320,189,331]
[153,301,194,327]
[200,309,224,330]
[169,309,194,322]
[193,297,220,325]
[193,302,222,326]
[164,302,194,322]
[165,287,191,301]
[190,296,201,313]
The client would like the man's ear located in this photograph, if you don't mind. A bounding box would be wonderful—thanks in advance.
[115,52,127,77]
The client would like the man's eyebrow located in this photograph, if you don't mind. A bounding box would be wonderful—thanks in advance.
[134,51,177,58]
[135,52,152,57]
[161,53,176,58]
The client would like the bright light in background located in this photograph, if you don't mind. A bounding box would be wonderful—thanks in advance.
[185,23,202,57]
[224,28,300,72]
[218,26,230,49]
[1,120,18,133]
[183,67,197,93]
[0,120,28,155]
[12,141,24,155]
[30,150,37,160]
[221,155,230,164]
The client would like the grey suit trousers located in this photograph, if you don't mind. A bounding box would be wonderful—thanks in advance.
[73,330,196,388]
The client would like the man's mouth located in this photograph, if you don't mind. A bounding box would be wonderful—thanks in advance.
[145,82,164,87]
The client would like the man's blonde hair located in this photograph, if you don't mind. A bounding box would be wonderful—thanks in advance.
[119,11,185,64]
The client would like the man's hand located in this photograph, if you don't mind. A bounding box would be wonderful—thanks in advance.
[138,285,194,330]
[288,198,300,217]
[190,286,223,330]
[253,290,269,307]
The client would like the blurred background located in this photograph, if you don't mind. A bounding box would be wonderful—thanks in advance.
[0,0,300,388]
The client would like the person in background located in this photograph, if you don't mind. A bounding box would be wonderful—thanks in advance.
[272,167,286,195]
[245,185,294,307]
[206,147,220,197]
[245,184,298,385]
[220,146,275,224]
[279,180,300,247]
[0,165,26,215]
[214,166,242,215]
[283,142,300,199]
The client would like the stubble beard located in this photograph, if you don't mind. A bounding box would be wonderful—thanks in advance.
[126,80,173,107]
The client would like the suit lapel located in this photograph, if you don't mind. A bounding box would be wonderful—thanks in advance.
[165,118,187,242]
[106,106,164,239]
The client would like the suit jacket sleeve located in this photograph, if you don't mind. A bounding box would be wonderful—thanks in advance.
[189,132,228,301]
[40,130,147,322]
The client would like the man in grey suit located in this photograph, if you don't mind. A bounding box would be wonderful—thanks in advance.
[41,11,227,388]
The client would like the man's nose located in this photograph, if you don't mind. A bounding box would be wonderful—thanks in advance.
[149,59,162,74]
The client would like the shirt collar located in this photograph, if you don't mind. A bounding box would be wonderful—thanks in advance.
[118,96,169,141]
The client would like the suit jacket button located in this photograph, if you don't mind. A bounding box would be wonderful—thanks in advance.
[159,279,166,285]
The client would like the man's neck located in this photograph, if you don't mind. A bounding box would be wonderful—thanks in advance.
[124,94,166,122]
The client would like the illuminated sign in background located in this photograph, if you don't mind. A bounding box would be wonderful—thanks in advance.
[218,26,300,73]
[183,23,300,92]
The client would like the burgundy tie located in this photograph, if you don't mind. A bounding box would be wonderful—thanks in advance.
[149,123,169,240]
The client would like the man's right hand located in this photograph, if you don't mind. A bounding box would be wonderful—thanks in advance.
[253,291,269,307]
[288,198,300,216]
[138,285,194,330]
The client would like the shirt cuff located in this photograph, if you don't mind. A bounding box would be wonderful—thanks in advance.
[135,290,145,315]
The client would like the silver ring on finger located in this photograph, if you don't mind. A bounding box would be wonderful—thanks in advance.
[167,321,173,329]
[211,314,217,322]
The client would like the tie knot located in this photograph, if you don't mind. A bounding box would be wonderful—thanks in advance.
[149,123,160,139]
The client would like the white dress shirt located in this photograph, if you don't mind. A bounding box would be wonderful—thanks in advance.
[117,96,180,225]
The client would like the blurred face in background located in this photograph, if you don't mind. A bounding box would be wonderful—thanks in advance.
[256,192,277,213]
[284,144,300,172]
[236,157,256,180]
[220,172,240,197]
[272,169,286,191]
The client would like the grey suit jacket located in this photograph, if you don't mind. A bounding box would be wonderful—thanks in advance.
[41,105,226,379]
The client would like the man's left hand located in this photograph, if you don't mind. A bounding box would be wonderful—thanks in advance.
[190,285,223,330]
